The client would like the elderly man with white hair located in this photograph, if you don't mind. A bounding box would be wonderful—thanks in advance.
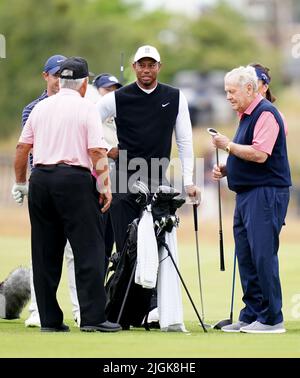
[12,57,121,333]
[210,65,292,334]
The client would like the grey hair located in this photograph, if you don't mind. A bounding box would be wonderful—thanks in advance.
[225,66,258,92]
[59,77,88,91]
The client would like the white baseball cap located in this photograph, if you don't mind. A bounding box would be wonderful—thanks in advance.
[133,45,161,63]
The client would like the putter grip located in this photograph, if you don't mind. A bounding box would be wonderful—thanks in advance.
[219,231,225,271]
[193,204,198,231]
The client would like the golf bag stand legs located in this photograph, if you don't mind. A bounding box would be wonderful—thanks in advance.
[117,260,137,325]
[161,242,207,333]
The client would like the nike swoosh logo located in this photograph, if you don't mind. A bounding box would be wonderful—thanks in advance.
[57,59,64,63]
[162,102,170,107]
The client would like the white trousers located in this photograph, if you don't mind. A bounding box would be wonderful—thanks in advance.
[29,240,80,321]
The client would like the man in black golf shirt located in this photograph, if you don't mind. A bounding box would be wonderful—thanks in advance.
[96,45,199,254]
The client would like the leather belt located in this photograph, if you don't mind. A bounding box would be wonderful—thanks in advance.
[35,163,90,172]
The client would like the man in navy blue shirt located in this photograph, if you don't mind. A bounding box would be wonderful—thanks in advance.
[20,55,81,328]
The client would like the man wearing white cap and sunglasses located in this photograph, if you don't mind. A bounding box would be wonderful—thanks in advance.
[96,45,199,260]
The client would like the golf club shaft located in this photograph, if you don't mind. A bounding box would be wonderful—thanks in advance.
[117,260,137,324]
[120,52,124,85]
[229,252,237,322]
[216,148,225,271]
[193,204,205,320]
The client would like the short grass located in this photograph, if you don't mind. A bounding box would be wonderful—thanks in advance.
[0,213,300,358]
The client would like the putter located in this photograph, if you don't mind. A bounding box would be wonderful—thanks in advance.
[207,128,225,271]
[193,204,211,329]
[213,252,237,329]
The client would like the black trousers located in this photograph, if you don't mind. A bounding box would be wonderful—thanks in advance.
[28,166,106,327]
[110,192,141,254]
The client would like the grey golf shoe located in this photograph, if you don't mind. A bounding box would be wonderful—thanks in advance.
[240,321,286,334]
[221,321,249,333]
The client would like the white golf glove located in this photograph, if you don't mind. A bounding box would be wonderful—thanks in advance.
[11,183,28,205]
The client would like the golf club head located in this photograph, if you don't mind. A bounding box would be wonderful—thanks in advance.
[207,127,219,136]
[198,322,212,329]
[213,318,232,330]
[132,180,150,207]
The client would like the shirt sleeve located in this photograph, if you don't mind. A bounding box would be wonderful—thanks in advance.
[21,106,31,129]
[252,111,280,155]
[175,91,194,186]
[19,111,34,145]
[96,91,116,122]
[86,104,110,150]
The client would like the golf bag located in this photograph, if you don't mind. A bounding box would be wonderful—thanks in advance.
[105,182,185,330]
[0,266,31,319]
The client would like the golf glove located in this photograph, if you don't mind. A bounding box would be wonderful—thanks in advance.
[11,183,28,205]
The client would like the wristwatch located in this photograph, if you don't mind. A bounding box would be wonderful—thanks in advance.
[225,142,231,154]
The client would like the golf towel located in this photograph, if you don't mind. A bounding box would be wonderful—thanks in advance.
[135,206,159,289]
[158,229,187,332]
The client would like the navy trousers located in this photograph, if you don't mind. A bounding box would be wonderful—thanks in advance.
[234,186,289,325]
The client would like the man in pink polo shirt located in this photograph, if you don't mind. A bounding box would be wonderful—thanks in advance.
[12,57,121,333]
[211,65,291,334]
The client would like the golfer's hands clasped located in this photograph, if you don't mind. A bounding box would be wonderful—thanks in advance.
[107,147,119,161]
[11,182,28,205]
[212,164,227,180]
[185,184,201,206]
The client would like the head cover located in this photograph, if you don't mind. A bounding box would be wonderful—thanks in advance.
[59,57,89,80]
[133,45,161,63]
[255,67,271,85]
[0,267,30,319]
[93,73,122,89]
[43,54,66,75]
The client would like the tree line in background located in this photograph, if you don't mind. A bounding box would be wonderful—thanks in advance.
[0,0,280,138]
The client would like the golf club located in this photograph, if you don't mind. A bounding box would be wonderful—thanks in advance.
[161,241,207,333]
[207,128,225,271]
[120,51,125,85]
[213,252,237,329]
[193,204,211,329]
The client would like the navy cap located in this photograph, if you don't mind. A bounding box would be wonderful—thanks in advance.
[59,57,89,80]
[93,74,122,89]
[44,54,66,75]
[255,67,271,85]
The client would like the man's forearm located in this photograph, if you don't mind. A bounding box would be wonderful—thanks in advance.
[14,143,32,182]
[89,148,111,191]
[229,142,267,163]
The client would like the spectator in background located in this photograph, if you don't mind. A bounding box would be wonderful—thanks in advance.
[250,63,276,103]
[93,73,122,162]
[92,73,122,272]
[250,62,288,134]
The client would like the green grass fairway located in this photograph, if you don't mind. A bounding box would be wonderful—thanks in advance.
[1,225,300,358]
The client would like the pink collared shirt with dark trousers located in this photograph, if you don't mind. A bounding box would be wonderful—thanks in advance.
[20,88,108,328]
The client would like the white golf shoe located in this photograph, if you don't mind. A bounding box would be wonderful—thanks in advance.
[240,321,286,334]
[25,311,41,327]
[221,320,249,333]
